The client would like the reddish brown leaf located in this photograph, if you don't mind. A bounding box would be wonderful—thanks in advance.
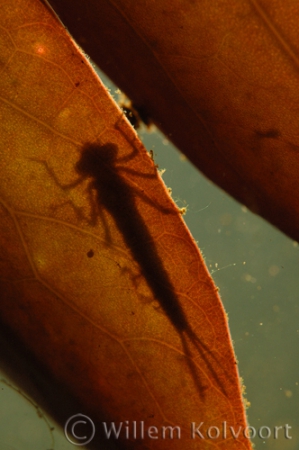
[0,1,252,449]
[46,0,299,242]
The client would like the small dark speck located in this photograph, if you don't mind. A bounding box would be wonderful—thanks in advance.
[255,129,281,139]
[131,311,135,315]
[133,103,152,126]
[87,249,94,258]
[75,82,80,87]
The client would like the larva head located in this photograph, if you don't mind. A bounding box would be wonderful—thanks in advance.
[75,143,118,176]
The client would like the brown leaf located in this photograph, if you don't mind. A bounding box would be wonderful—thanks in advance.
[46,0,299,241]
[0,1,251,449]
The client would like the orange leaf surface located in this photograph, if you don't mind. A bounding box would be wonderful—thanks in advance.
[0,1,251,449]
[46,0,299,242]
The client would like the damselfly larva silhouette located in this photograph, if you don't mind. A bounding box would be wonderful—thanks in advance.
[33,142,231,399]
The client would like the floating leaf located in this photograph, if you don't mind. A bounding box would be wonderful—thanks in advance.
[0,1,251,449]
